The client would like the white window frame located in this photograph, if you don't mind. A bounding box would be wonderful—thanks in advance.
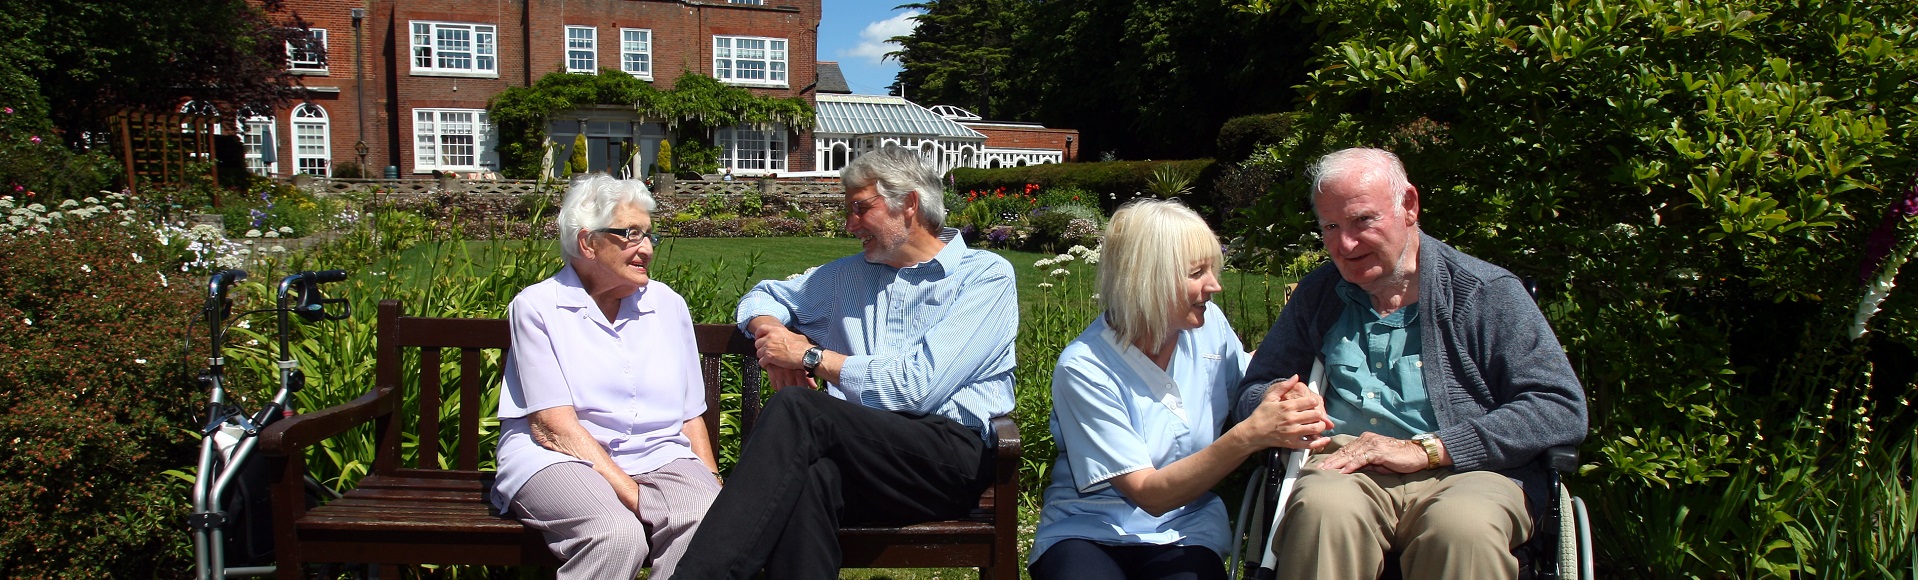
[713,36,788,88]
[409,21,498,77]
[243,116,276,176]
[287,28,328,73]
[412,108,496,172]
[727,0,766,4]
[716,124,787,174]
[619,28,652,79]
[292,104,331,177]
[565,26,597,73]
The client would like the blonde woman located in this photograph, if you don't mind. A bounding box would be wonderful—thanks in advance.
[1030,199,1331,580]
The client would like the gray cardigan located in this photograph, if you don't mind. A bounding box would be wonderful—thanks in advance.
[1235,232,1588,504]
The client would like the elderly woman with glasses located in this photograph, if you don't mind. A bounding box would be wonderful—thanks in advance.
[1029,199,1332,580]
[491,174,720,579]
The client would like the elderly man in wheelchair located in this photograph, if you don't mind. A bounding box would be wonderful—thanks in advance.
[1235,147,1589,579]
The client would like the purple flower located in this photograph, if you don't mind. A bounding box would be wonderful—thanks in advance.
[1859,173,1918,285]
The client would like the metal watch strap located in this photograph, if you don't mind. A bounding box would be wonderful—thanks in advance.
[1413,433,1441,470]
[802,346,823,377]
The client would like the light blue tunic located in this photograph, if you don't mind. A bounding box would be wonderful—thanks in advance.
[1031,303,1250,562]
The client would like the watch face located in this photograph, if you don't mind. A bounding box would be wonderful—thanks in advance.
[803,347,822,368]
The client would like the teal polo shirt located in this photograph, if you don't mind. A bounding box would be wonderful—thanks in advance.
[1320,281,1436,439]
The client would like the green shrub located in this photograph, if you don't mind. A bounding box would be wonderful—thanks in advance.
[0,103,119,204]
[0,200,201,575]
[1215,113,1300,165]
[1246,0,1918,574]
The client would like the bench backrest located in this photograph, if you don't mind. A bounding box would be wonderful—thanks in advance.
[370,299,764,477]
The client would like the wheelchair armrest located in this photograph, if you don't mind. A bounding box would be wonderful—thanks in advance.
[1542,445,1579,473]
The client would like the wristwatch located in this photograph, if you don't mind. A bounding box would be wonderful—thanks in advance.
[801,346,824,377]
[1411,433,1442,470]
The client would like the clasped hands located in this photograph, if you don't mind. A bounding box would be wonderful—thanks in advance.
[1245,375,1436,474]
[747,318,817,390]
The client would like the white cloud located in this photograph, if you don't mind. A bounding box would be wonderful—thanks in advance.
[843,10,921,65]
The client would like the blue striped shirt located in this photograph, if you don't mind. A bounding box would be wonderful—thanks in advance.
[736,228,1018,436]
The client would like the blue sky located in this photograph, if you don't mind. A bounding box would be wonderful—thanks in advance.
[818,0,921,95]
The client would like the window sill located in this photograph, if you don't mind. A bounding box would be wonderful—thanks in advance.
[567,69,599,75]
[719,81,790,89]
[409,70,501,79]
[625,72,655,81]
[290,68,330,76]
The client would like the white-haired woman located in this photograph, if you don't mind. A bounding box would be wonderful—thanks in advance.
[492,174,720,578]
[1030,199,1331,580]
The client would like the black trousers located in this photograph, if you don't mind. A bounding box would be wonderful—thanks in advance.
[1028,538,1227,580]
[673,387,993,580]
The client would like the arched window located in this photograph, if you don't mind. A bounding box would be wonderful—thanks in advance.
[292,104,331,177]
[828,143,850,171]
[959,147,974,169]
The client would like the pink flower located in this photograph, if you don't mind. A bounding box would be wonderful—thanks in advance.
[2,107,11,114]
[29,136,40,144]
[1858,172,1918,285]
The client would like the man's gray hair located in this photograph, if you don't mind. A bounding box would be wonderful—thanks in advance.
[557,173,656,260]
[840,145,946,230]
[1308,147,1414,213]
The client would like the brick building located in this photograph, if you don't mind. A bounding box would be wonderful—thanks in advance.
[239,0,821,179]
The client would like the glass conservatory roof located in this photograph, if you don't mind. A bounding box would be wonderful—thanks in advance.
[816,94,986,140]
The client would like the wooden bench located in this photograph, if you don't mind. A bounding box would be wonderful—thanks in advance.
[257,299,1022,579]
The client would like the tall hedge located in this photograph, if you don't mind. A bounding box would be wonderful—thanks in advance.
[951,159,1218,213]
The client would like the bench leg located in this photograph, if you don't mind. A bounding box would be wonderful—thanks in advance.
[983,560,1020,580]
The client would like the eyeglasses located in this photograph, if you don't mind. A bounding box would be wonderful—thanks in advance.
[592,227,661,247]
[845,194,886,218]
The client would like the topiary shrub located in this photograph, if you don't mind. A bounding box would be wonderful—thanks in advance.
[1215,113,1300,165]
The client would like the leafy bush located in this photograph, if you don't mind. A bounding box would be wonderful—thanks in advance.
[1242,0,1918,574]
[0,196,201,575]
[0,103,119,204]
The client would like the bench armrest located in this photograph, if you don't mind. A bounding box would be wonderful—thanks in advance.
[258,387,399,457]
[989,414,1021,459]
[1542,445,1579,473]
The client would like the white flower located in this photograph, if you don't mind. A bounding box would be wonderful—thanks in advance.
[26,203,44,212]
[1068,245,1091,256]
[1091,293,1100,300]
[135,358,147,365]
[269,245,286,253]
[1034,258,1055,268]
[1054,253,1074,263]
[158,273,168,287]
[59,199,78,209]
[264,230,280,238]
[278,226,294,234]
[22,318,30,326]
[1037,282,1054,288]
[83,197,99,204]
[245,229,262,238]
[131,252,143,263]
[81,264,91,273]
[1049,268,1070,278]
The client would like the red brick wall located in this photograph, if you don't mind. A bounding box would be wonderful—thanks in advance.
[967,124,1082,162]
[258,0,820,176]
[248,0,382,177]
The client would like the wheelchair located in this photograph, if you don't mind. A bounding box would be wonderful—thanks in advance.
[1228,433,1594,579]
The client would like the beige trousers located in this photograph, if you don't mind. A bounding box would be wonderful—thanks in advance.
[1270,435,1531,580]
